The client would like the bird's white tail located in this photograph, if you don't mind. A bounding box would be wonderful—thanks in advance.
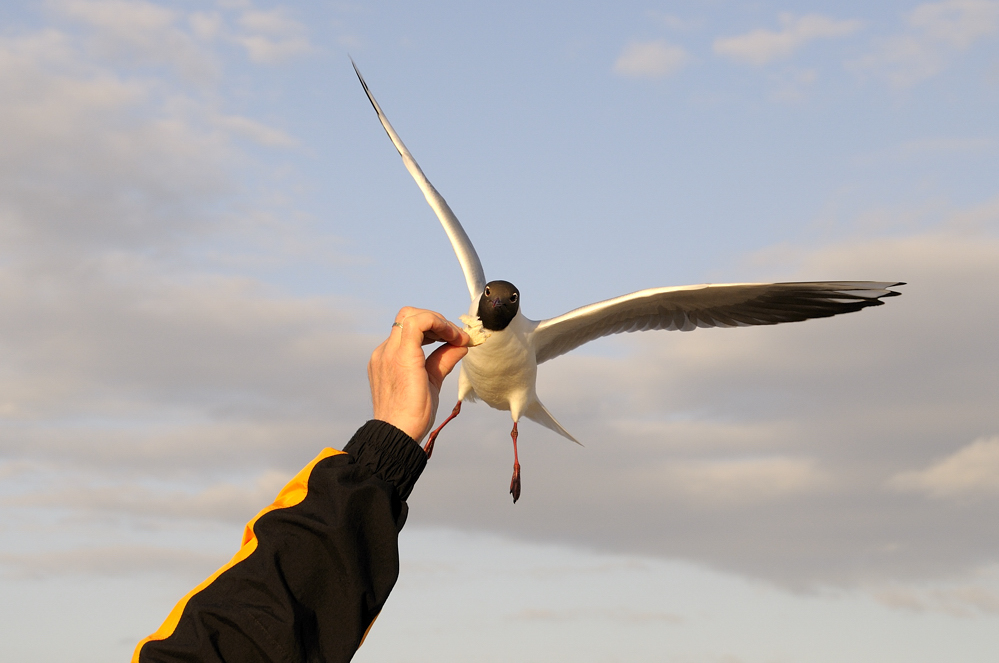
[524,401,582,445]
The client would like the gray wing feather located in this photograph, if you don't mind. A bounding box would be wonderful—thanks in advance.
[352,61,487,302]
[531,281,904,364]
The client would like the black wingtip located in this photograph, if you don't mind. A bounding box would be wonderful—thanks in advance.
[349,58,385,118]
[350,57,370,94]
[882,282,906,298]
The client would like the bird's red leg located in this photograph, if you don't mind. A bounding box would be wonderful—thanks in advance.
[509,421,521,503]
[424,400,461,459]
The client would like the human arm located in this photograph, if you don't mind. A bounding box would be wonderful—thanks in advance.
[133,308,469,663]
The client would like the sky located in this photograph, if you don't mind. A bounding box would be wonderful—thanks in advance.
[1,1,998,661]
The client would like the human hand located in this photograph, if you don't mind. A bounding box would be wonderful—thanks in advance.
[368,307,471,443]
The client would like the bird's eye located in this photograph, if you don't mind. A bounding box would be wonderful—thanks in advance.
[484,287,491,296]
[510,293,518,303]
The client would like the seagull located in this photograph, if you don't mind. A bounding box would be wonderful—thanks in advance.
[352,62,902,503]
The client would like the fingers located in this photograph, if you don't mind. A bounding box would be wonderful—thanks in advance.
[392,307,471,348]
[369,307,471,443]
[425,343,468,391]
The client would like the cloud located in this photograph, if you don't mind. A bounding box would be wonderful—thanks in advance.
[872,581,999,617]
[0,43,352,433]
[947,193,999,231]
[54,0,221,83]
[0,11,369,487]
[614,40,690,78]
[714,13,864,66]
[237,7,306,36]
[507,607,682,625]
[0,545,222,578]
[235,34,314,64]
[910,0,999,48]
[0,261,372,457]
[650,456,829,507]
[0,29,243,253]
[890,436,999,499]
[646,12,698,32]
[233,7,315,64]
[188,11,223,41]
[851,0,999,86]
[55,1,317,72]
[0,460,36,480]
[4,471,292,523]
[851,36,948,87]
[215,114,300,148]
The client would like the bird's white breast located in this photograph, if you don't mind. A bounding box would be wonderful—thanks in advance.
[459,311,538,420]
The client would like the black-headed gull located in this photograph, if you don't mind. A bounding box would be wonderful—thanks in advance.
[352,63,903,503]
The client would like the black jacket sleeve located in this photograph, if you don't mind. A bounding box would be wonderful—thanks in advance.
[133,420,426,663]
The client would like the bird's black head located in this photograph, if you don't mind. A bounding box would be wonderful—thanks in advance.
[477,280,520,331]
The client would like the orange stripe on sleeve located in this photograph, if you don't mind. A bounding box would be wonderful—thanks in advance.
[132,448,346,663]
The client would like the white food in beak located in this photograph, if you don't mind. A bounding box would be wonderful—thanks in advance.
[459,314,491,346]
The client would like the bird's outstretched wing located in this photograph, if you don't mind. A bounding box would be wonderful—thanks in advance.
[352,61,487,303]
[531,281,904,364]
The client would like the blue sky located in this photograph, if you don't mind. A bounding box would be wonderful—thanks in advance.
[1,1,998,661]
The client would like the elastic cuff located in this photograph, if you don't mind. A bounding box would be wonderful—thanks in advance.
[344,420,428,500]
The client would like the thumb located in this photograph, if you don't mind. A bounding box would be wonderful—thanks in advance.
[425,343,468,391]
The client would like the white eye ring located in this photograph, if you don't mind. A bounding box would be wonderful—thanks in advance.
[484,287,491,296]
[510,293,518,302]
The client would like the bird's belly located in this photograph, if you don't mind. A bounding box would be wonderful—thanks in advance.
[461,336,536,412]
